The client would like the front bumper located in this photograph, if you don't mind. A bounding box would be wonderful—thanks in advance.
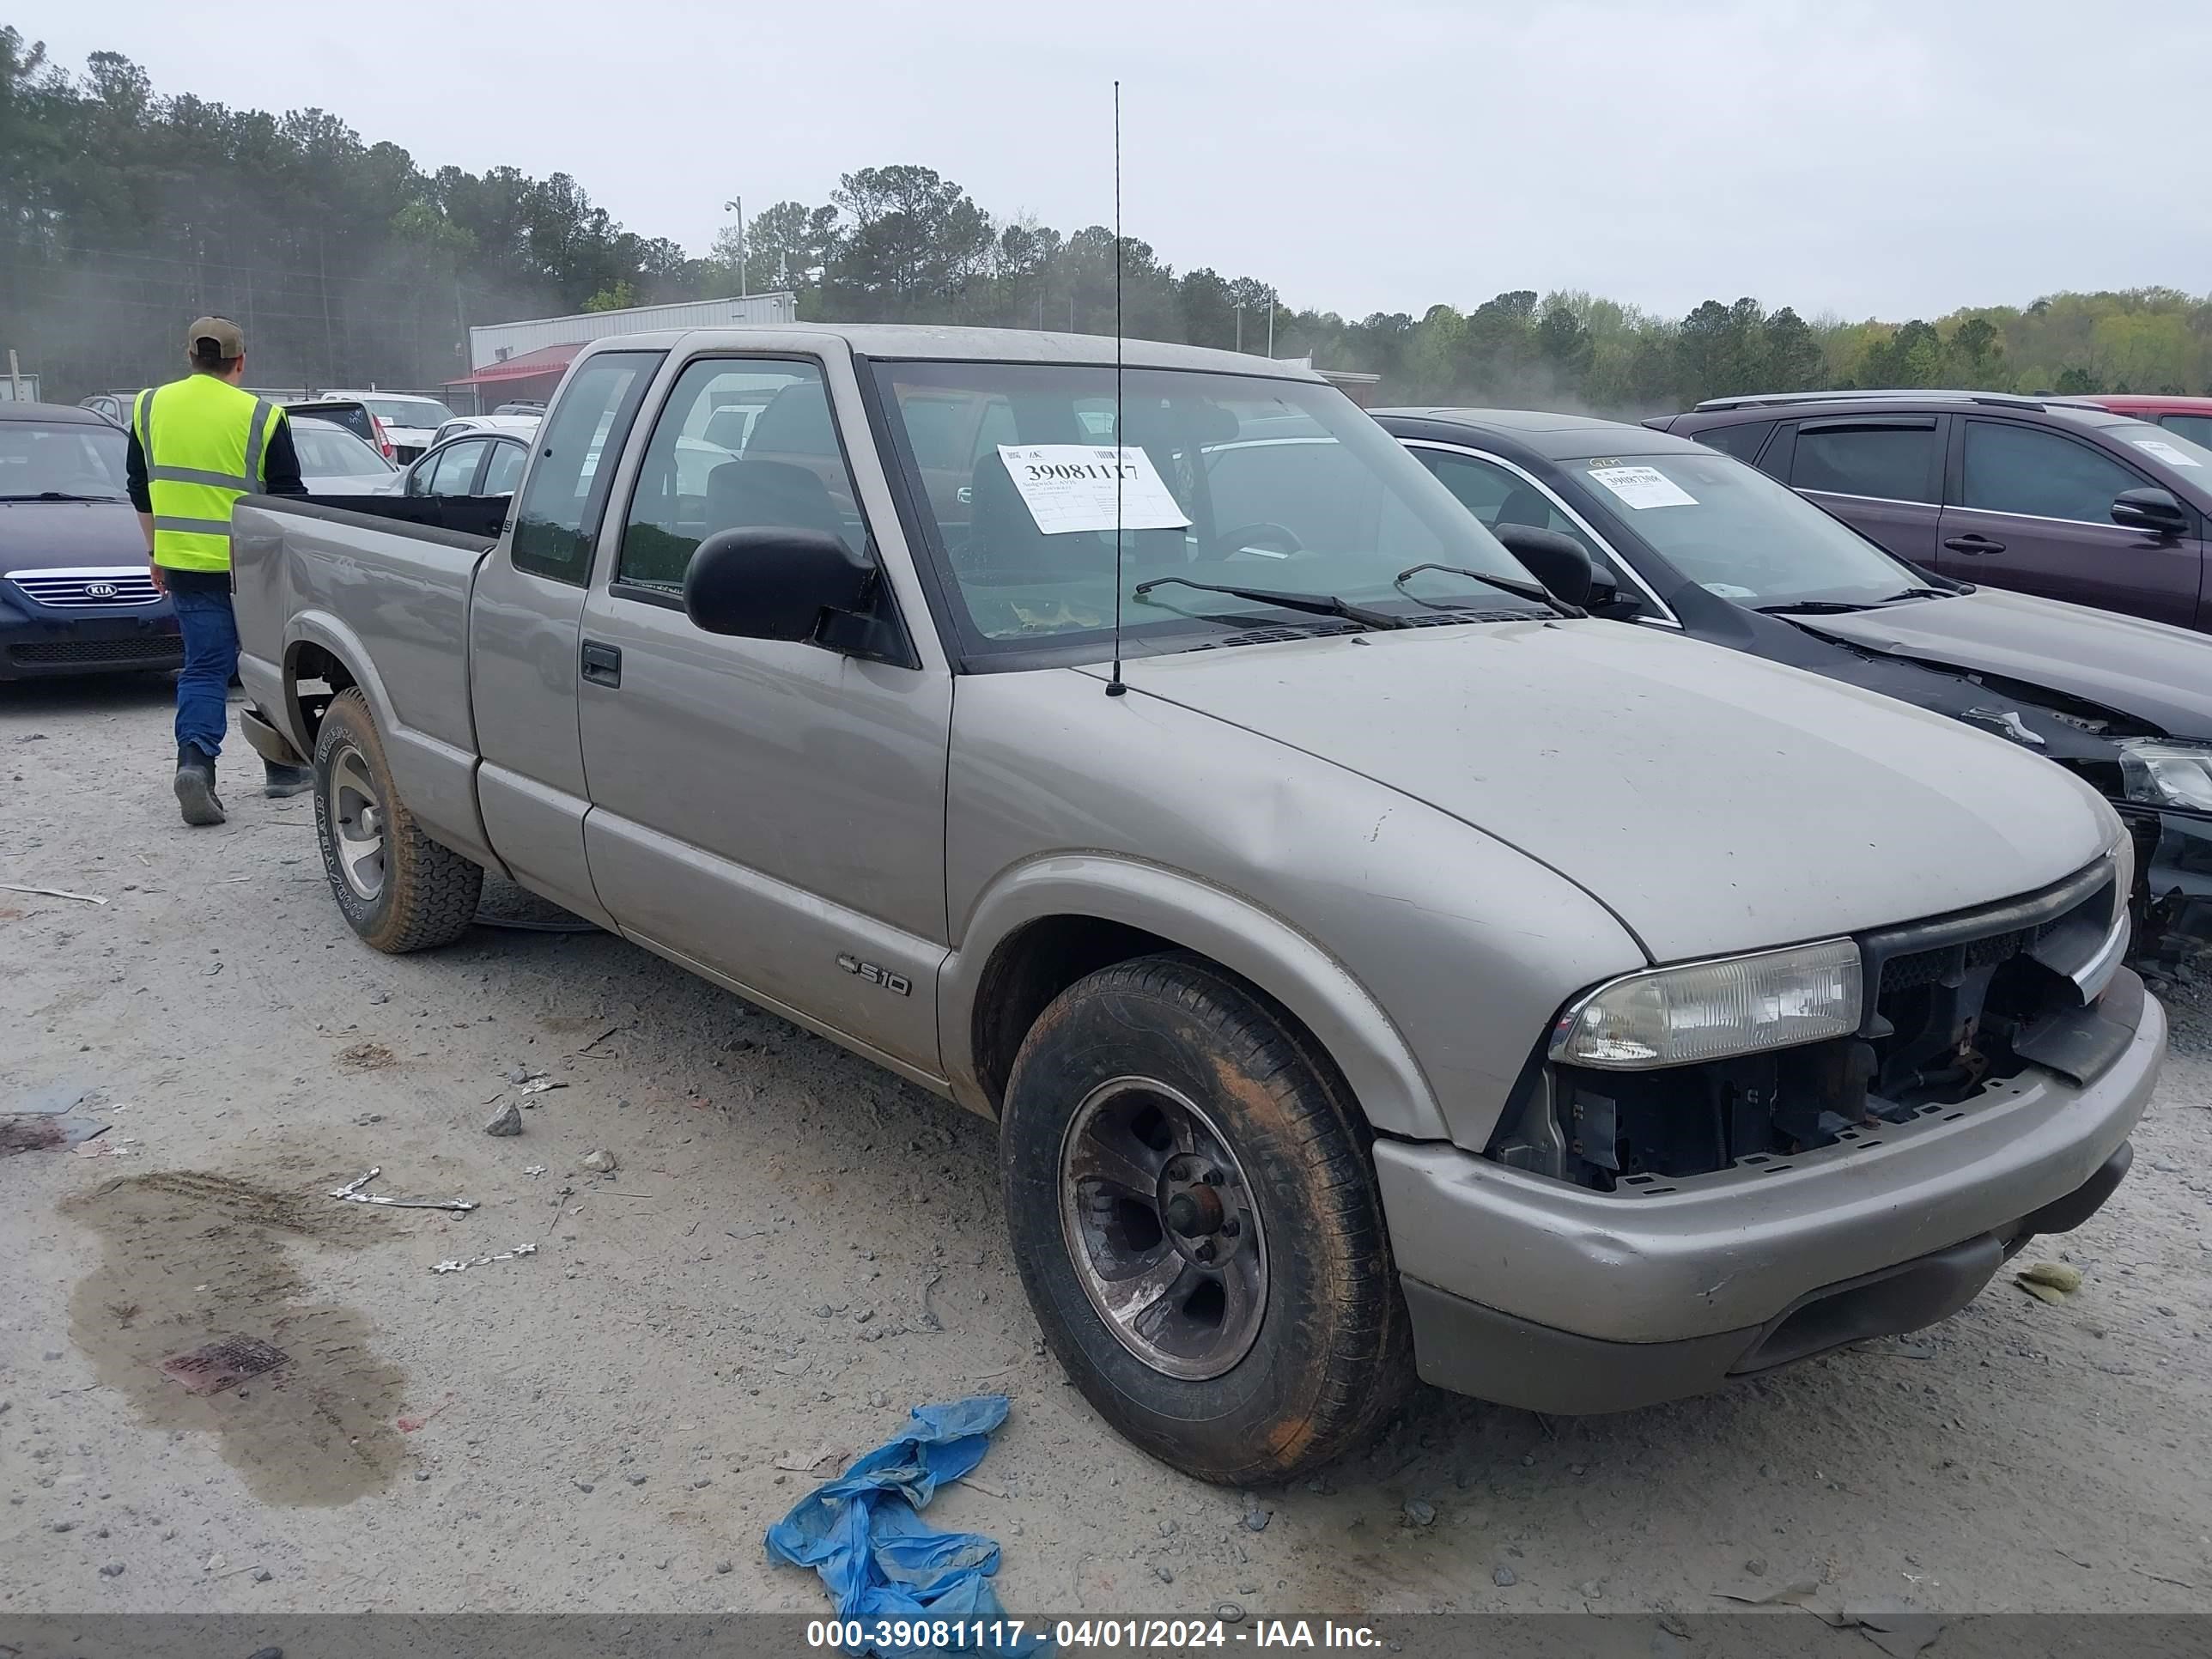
[1378,970,2163,1413]
[0,592,182,680]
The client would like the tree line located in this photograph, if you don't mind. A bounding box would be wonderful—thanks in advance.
[6,27,2209,410]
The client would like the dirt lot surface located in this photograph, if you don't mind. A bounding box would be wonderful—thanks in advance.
[4,676,2211,1621]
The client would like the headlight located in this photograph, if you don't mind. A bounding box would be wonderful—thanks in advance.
[1550,939,1863,1070]
[2118,738,2212,813]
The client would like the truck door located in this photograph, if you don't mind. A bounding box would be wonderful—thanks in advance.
[467,349,663,925]
[1941,416,2203,628]
[1774,414,1947,568]
[574,352,951,1079]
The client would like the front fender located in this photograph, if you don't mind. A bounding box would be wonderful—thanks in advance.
[940,853,1452,1141]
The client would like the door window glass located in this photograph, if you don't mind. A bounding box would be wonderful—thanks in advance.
[1691,420,1774,464]
[482,440,525,495]
[1962,422,2144,523]
[1415,450,1601,554]
[427,441,488,496]
[510,350,661,584]
[617,359,866,592]
[1790,423,1938,502]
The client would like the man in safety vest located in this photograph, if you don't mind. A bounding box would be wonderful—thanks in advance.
[125,317,312,826]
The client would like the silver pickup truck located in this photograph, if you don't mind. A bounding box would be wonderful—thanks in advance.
[234,326,2163,1484]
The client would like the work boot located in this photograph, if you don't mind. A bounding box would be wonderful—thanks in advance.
[263,760,313,799]
[173,744,225,827]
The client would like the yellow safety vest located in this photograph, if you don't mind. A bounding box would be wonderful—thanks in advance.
[133,375,286,573]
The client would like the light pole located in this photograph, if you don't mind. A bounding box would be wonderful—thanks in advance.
[721,197,746,299]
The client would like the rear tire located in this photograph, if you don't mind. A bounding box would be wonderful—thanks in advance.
[1001,952,1409,1484]
[313,687,482,953]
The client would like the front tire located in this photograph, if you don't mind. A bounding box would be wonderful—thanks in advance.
[1001,953,1409,1484]
[313,687,482,952]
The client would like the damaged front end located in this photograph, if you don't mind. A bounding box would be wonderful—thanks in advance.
[1494,851,2136,1190]
[1779,623,2212,974]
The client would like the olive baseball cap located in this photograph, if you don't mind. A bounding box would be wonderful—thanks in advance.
[186,316,246,357]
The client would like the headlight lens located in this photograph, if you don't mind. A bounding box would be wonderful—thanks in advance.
[1550,939,1863,1070]
[2118,738,2212,813]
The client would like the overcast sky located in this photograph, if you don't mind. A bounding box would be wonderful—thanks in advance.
[25,0,2209,323]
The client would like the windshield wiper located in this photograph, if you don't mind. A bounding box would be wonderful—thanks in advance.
[1394,562,1582,619]
[0,490,124,503]
[1758,588,1949,616]
[1131,575,1410,631]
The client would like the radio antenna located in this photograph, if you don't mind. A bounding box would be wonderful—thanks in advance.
[1105,79,1128,698]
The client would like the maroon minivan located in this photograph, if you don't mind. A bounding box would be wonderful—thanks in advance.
[1654,392,2212,632]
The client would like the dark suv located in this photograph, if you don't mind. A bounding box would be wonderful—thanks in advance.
[1654,392,2212,632]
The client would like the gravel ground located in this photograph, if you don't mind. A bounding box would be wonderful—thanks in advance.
[3,673,2210,1620]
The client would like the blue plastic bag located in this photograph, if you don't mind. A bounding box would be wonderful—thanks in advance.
[765,1395,1053,1656]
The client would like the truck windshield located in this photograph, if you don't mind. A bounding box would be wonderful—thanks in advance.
[872,362,1548,659]
[1563,448,1928,609]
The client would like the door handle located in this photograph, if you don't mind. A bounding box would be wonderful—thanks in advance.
[1943,533,2006,556]
[580,640,622,687]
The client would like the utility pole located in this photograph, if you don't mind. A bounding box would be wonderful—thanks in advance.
[1267,287,1276,359]
[1235,303,1243,354]
[721,197,746,298]
[318,229,337,386]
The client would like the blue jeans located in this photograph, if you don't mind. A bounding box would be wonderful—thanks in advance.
[170,585,239,762]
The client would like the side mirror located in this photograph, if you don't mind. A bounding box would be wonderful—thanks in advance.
[2112,487,2189,537]
[1491,522,1595,607]
[683,527,875,642]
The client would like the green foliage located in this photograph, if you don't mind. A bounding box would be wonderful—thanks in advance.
[7,29,2211,410]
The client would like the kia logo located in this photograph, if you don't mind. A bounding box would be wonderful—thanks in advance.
[84,581,118,599]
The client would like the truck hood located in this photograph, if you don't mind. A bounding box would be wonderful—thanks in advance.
[1102,619,2114,962]
[0,496,145,570]
[1803,587,2212,739]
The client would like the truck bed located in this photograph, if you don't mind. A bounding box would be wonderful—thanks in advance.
[232,494,506,866]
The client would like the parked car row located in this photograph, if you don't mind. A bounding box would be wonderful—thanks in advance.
[1651,391,2212,632]
[228,326,2158,1484]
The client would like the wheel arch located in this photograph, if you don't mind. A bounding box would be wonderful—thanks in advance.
[282,611,390,761]
[943,855,1450,1140]
[281,611,504,873]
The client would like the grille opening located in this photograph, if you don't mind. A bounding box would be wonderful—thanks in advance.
[9,636,182,666]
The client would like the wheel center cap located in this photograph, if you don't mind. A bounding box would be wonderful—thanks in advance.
[1164,1186,1224,1238]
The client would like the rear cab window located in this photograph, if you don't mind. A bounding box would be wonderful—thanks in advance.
[509,351,663,584]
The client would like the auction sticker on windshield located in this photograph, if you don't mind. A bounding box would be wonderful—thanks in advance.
[2132,438,2202,468]
[1586,464,1698,509]
[999,445,1193,535]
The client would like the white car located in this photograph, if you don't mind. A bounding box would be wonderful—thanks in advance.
[339,393,459,465]
[428,413,541,450]
[288,418,400,493]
